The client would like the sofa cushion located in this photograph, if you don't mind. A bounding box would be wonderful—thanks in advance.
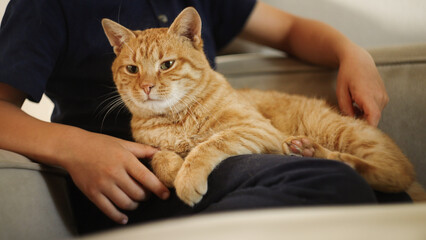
[0,150,76,240]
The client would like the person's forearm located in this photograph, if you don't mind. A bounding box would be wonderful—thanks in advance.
[241,2,364,68]
[280,17,361,68]
[0,99,87,168]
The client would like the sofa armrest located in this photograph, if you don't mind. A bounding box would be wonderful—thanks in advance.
[81,203,426,240]
[0,149,77,240]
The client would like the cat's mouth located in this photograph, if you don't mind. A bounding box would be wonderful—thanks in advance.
[128,93,162,106]
[144,95,162,102]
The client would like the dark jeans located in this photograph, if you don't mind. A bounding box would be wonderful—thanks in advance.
[69,154,411,235]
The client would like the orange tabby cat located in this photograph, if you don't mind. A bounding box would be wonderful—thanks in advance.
[102,7,417,206]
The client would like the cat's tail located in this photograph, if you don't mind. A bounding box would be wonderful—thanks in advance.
[348,129,415,193]
[330,123,415,193]
[407,182,426,202]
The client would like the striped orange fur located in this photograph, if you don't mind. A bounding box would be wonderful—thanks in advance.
[102,7,419,206]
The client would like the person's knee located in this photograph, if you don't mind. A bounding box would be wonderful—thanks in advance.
[312,160,377,204]
[207,155,377,207]
[263,158,377,204]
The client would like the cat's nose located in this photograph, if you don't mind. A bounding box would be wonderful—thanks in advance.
[141,83,155,95]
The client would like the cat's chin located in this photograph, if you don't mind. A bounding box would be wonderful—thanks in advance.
[129,99,178,117]
[144,98,162,103]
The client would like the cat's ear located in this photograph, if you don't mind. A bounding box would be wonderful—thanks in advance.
[168,7,203,49]
[102,19,136,55]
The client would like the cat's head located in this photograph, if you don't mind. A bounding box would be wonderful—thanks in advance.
[102,7,210,117]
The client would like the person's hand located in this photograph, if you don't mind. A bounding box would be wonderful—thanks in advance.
[336,47,389,126]
[238,2,388,127]
[61,131,170,224]
[0,83,169,224]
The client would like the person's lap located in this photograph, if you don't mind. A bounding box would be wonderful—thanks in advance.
[69,154,410,234]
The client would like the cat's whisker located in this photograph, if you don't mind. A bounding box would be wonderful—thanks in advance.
[113,98,129,121]
[186,95,224,132]
[95,92,129,132]
[101,98,126,126]
[95,93,122,118]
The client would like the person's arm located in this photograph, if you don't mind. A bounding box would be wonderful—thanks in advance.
[240,1,388,126]
[0,83,170,224]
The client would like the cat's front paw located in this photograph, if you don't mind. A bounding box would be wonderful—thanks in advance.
[151,150,184,188]
[174,162,208,207]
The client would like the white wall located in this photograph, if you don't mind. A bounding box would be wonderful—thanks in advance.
[0,1,6,18]
[1,0,426,121]
[265,0,426,48]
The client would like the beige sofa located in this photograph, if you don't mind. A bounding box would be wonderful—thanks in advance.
[1,43,426,240]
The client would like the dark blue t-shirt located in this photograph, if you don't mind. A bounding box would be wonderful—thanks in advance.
[0,0,256,140]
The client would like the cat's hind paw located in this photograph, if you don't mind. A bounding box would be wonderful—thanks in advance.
[283,136,316,157]
[283,136,332,159]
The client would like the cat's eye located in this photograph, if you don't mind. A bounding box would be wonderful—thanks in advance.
[126,65,139,74]
[160,60,175,70]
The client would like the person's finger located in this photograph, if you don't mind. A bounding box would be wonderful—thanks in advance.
[103,185,139,211]
[377,91,389,112]
[126,160,170,200]
[360,101,381,127]
[121,140,158,159]
[336,82,355,117]
[117,174,150,202]
[91,193,129,225]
